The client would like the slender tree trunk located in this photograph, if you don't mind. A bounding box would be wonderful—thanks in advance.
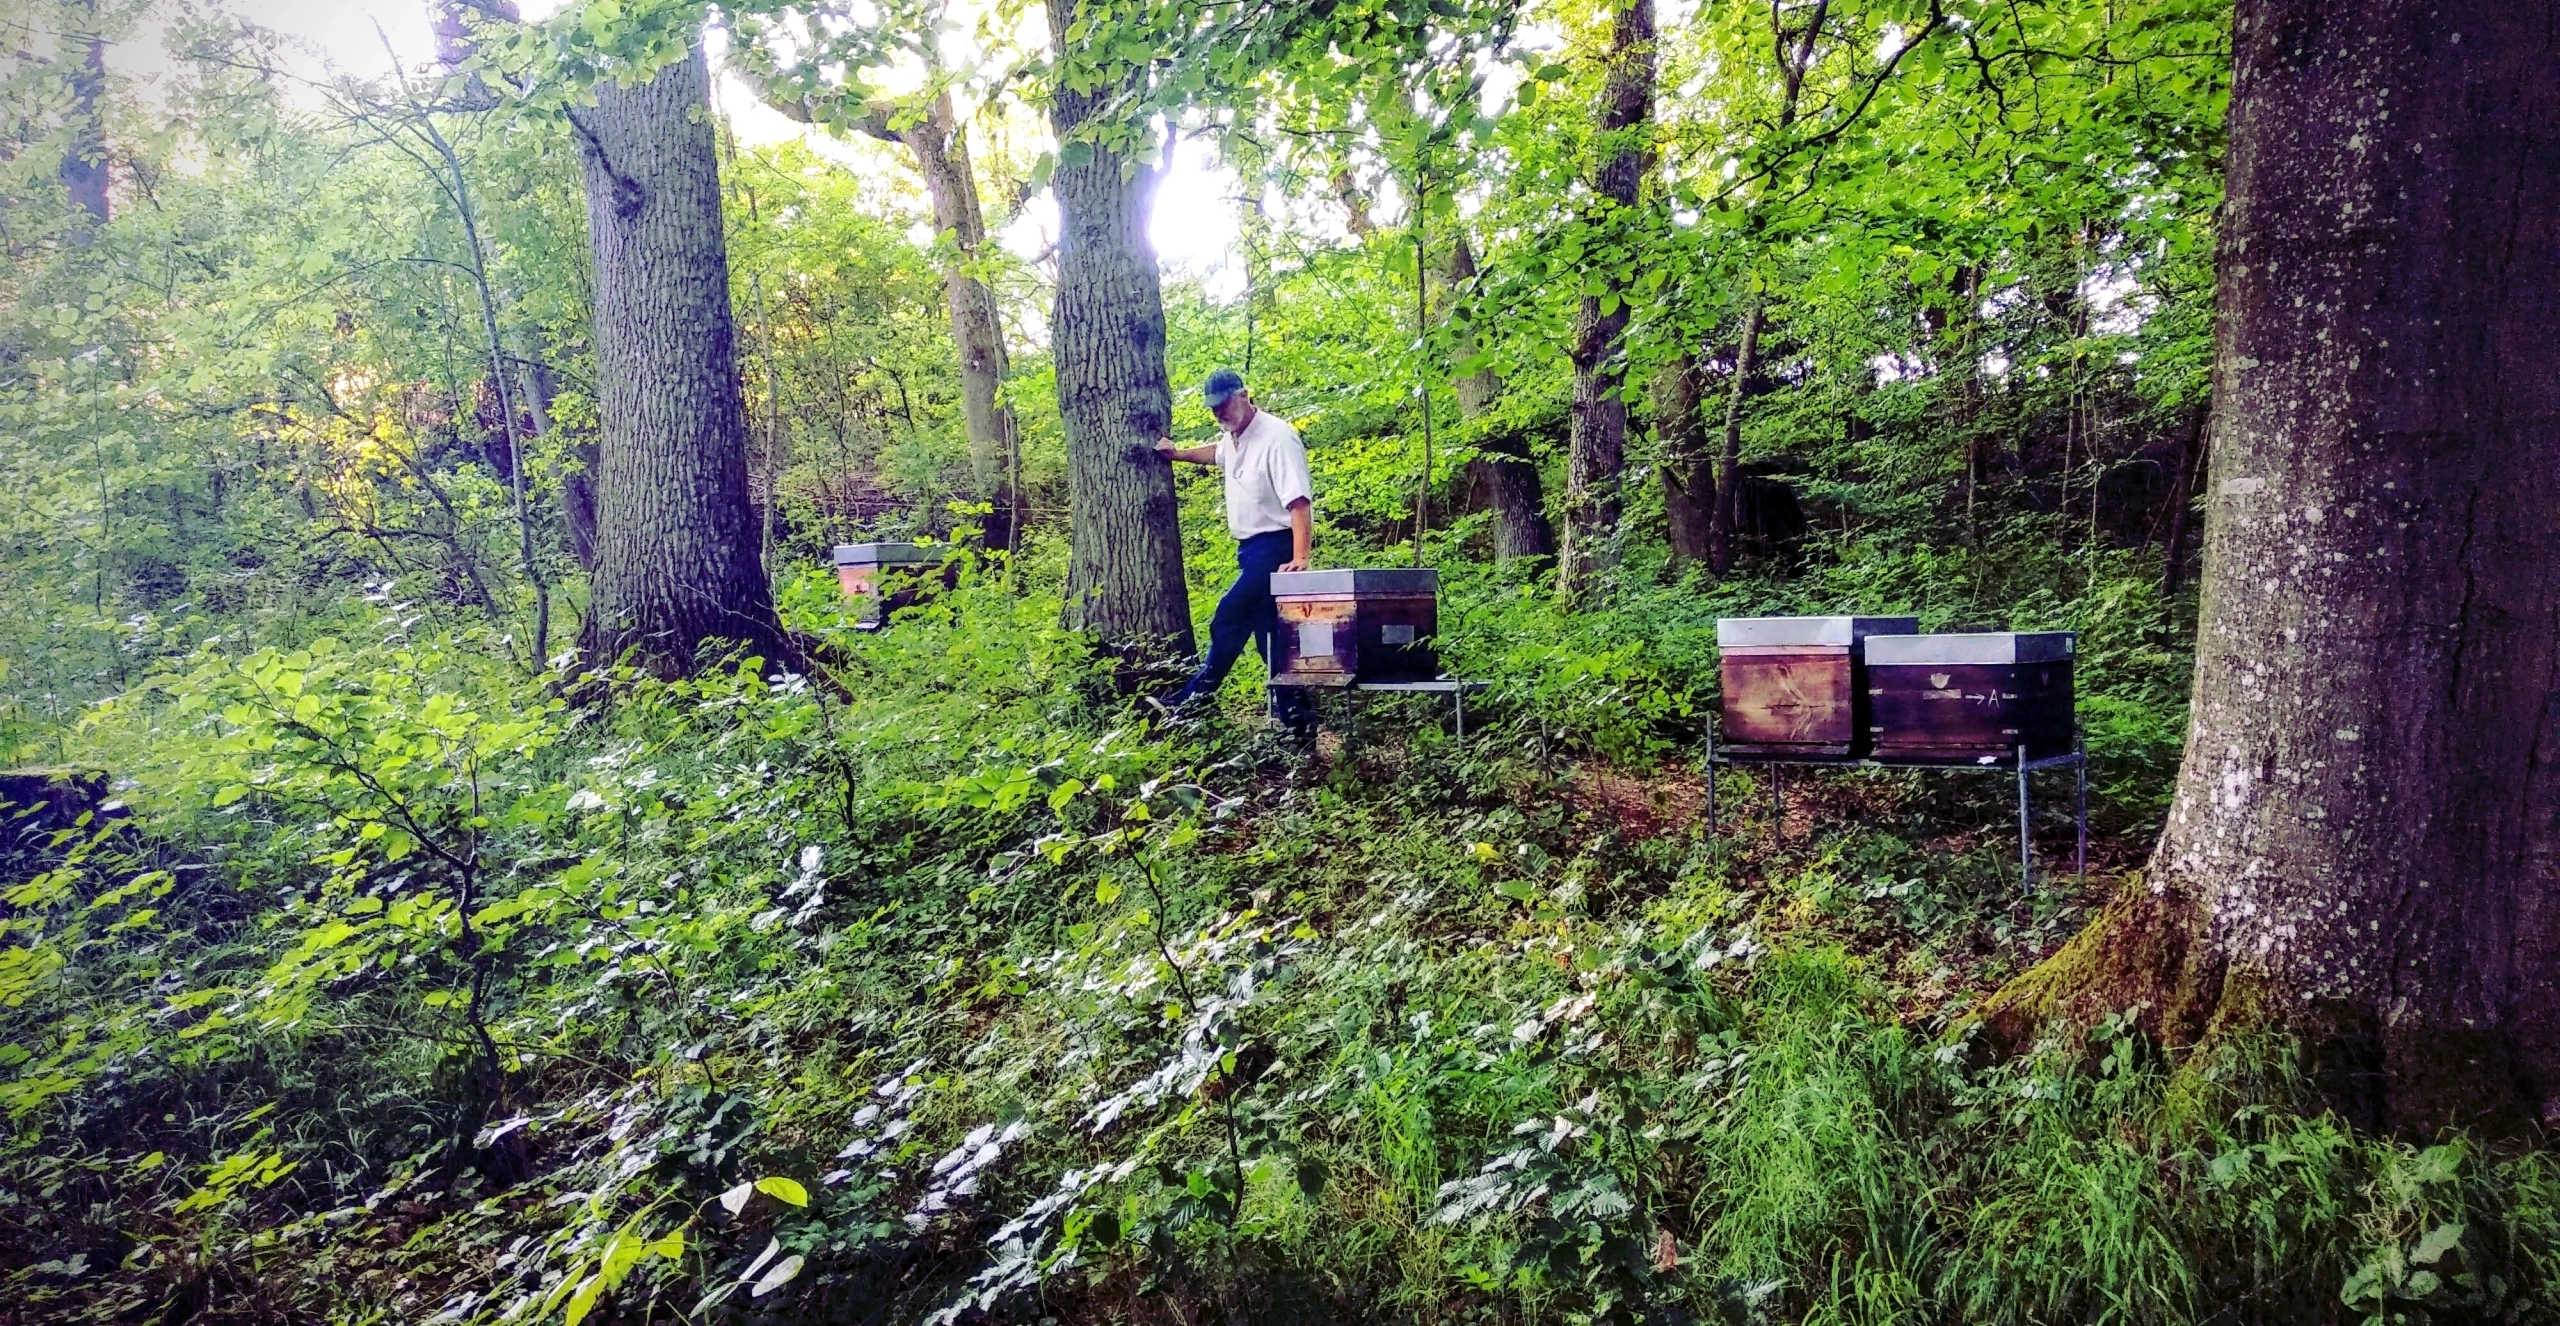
[1557,0,1655,606]
[568,46,786,677]
[875,95,1019,551]
[58,0,108,232]
[1447,237,1553,563]
[1233,135,1274,380]
[1982,0,2560,1135]
[1046,1,1194,661]
[1656,353,1712,564]
[2157,405,2206,597]
[1704,1,1824,578]
[1706,301,1762,575]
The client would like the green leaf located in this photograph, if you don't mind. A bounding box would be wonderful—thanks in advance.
[2411,1222,2464,1265]
[755,1175,810,1207]
[562,1274,605,1326]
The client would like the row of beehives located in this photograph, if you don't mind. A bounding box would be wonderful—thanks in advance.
[1718,616,2075,763]
[835,548,2072,761]
[835,545,1448,685]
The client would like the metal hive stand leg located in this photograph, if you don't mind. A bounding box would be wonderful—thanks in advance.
[2075,737,2089,881]
[2013,746,2027,891]
[1704,722,1717,838]
[1771,764,1784,846]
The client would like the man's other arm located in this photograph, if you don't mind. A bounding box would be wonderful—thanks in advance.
[1281,499,1312,573]
[1274,434,1315,572]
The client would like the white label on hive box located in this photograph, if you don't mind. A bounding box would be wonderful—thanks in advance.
[1381,624,1416,645]
[1299,621,1335,657]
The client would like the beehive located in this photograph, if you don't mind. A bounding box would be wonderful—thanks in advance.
[1865,632,2075,761]
[833,542,937,626]
[1716,616,1918,757]
[1270,568,1439,686]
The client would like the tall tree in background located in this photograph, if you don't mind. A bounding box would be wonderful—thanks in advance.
[1448,235,1553,562]
[57,0,110,233]
[863,92,1019,552]
[1653,353,1710,563]
[741,1,1023,553]
[1043,0,1194,660]
[1988,0,2560,1133]
[1556,0,1654,604]
[569,45,787,675]
[1707,0,1823,576]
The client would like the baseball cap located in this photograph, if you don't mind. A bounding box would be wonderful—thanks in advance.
[1202,368,1245,410]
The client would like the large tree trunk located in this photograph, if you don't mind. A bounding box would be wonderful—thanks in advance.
[876,96,1019,551]
[58,0,108,232]
[1447,237,1553,563]
[1046,0,1194,661]
[1556,0,1655,606]
[1655,354,1712,564]
[1982,0,2560,1135]
[569,47,786,677]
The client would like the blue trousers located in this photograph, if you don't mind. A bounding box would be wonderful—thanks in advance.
[1172,529,1312,728]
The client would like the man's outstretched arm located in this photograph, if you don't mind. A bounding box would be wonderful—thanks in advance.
[1153,438,1218,464]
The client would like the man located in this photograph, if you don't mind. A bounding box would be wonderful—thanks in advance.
[1150,368,1315,734]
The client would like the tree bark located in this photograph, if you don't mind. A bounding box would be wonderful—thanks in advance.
[569,46,787,677]
[1046,1,1195,661]
[58,0,109,232]
[1447,237,1553,563]
[1557,0,1655,606]
[1655,353,1712,564]
[1982,0,2560,1135]
[1706,301,1762,575]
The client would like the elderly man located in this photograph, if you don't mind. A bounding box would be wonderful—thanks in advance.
[1149,368,1315,734]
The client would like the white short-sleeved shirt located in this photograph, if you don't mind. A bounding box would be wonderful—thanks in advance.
[1215,408,1314,540]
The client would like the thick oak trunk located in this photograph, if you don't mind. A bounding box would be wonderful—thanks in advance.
[570,47,786,677]
[1557,0,1654,605]
[1655,354,1712,564]
[1446,237,1553,563]
[1986,0,2560,1134]
[1046,1,1194,660]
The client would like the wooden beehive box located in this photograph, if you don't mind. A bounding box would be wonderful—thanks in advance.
[1270,568,1439,686]
[834,542,937,627]
[1716,616,1918,757]
[1865,631,2076,762]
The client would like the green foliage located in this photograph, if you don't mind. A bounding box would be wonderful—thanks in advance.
[7,0,2541,1323]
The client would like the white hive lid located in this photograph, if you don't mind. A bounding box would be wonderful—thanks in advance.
[1864,631,2075,665]
[1716,616,1919,648]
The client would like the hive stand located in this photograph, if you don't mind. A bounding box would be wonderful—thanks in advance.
[1272,677,1490,743]
[1703,719,2087,890]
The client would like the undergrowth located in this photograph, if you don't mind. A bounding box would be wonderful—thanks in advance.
[3,543,2547,1326]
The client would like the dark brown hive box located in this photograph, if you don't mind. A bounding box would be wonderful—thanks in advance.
[834,542,937,626]
[1270,568,1439,686]
[1716,616,1918,757]
[1865,632,2075,762]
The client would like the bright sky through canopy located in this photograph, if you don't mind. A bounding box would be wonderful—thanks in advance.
[121,0,1247,289]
